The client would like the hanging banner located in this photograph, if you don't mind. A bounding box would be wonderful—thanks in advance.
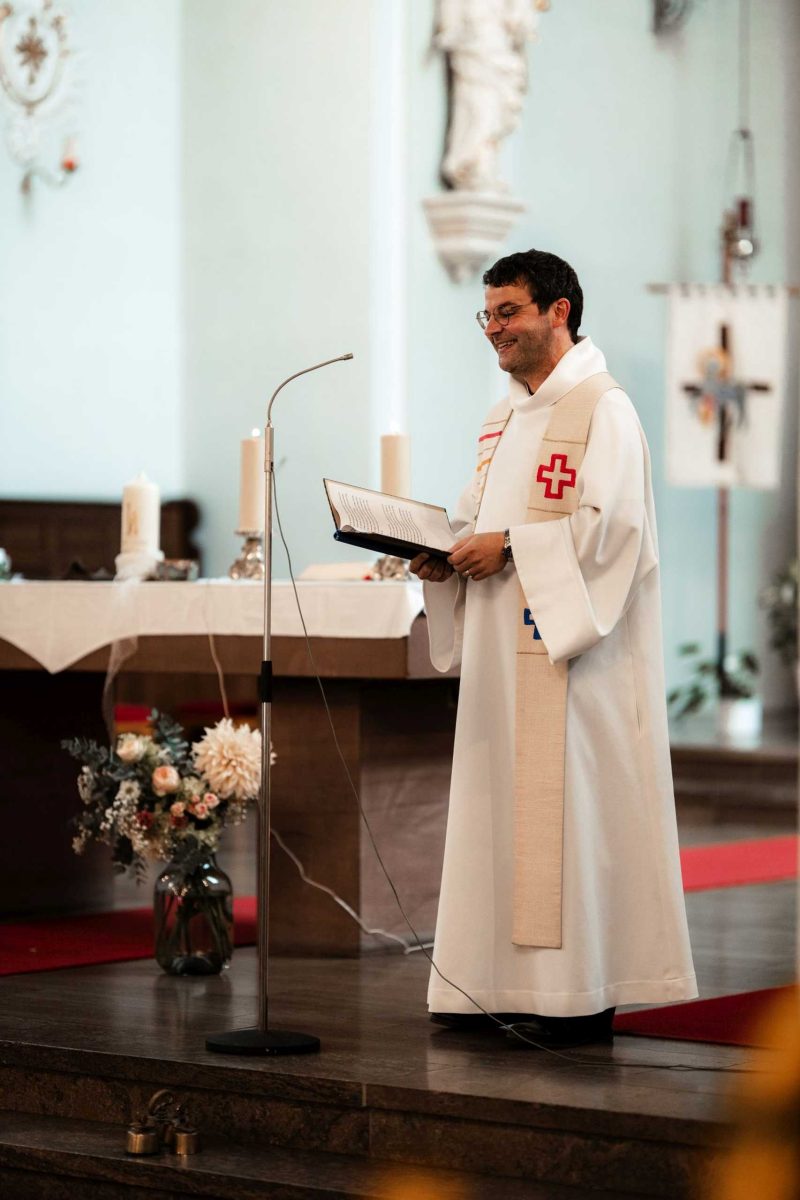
[665,284,788,490]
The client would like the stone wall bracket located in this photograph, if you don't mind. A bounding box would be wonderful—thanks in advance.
[422,190,527,285]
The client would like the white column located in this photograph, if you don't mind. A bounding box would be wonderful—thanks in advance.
[369,0,409,483]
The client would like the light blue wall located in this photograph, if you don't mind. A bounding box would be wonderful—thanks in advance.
[405,3,497,512]
[181,0,373,579]
[405,0,798,709]
[0,0,796,704]
[0,0,182,497]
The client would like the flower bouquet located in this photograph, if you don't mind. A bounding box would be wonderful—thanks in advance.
[63,710,262,974]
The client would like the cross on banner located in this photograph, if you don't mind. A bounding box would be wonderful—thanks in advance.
[536,453,576,500]
[663,282,790,689]
[681,322,771,464]
[666,284,787,490]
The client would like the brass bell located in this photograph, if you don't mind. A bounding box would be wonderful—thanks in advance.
[173,1123,201,1155]
[146,1088,177,1147]
[156,1116,176,1147]
[125,1120,160,1156]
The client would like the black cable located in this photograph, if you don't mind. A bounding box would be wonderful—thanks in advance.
[272,473,763,1075]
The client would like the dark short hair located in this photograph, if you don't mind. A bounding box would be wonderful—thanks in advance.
[483,250,583,342]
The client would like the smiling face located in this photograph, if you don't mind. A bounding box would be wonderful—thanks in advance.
[482,281,571,389]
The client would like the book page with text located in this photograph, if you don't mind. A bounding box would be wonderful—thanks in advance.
[325,480,455,553]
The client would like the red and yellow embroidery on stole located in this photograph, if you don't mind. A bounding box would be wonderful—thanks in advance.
[472,410,512,520]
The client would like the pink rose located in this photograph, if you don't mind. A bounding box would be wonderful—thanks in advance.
[170,801,185,817]
[152,765,181,796]
[192,801,209,819]
[203,793,219,809]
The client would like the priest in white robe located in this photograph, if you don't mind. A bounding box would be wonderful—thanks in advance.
[412,249,697,1047]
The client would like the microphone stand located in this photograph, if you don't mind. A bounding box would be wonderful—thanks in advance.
[206,352,354,1055]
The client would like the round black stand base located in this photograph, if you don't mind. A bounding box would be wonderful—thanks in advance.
[205,1028,321,1056]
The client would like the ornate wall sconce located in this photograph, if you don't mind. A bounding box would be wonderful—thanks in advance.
[0,0,78,192]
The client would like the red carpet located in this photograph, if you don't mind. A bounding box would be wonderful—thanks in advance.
[0,836,796,979]
[614,986,794,1047]
[0,897,257,976]
[680,834,798,891]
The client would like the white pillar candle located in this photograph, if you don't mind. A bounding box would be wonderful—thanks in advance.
[120,472,161,555]
[380,432,411,498]
[238,430,266,532]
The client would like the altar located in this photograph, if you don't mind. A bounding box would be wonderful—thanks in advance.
[0,579,457,955]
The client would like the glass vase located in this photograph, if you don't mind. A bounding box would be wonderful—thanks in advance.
[154,852,233,976]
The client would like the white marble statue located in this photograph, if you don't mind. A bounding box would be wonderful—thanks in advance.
[434,0,546,192]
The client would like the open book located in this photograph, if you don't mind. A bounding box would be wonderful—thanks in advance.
[323,479,455,561]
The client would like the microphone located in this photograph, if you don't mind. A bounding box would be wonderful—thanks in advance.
[267,353,354,422]
[207,347,354,1058]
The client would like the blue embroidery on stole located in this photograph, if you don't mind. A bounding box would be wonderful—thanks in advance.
[523,609,541,640]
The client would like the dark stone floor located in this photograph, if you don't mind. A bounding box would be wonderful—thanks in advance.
[0,945,787,1198]
[0,950,757,1126]
[2,796,796,1196]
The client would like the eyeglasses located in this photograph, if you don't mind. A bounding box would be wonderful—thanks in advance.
[475,300,537,331]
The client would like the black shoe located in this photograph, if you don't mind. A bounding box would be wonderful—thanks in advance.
[430,1011,534,1031]
[505,1007,616,1049]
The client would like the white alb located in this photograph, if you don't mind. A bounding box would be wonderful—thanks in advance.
[425,336,698,1016]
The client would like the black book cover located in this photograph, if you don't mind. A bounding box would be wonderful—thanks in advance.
[333,529,449,561]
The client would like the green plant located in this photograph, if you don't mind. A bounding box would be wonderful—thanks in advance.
[760,560,798,668]
[667,643,759,719]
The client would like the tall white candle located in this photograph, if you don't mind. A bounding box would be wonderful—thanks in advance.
[238,430,266,532]
[120,472,161,555]
[380,432,411,498]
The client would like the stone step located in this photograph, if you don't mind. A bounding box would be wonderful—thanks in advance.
[0,1111,632,1199]
[670,712,798,809]
[0,1040,717,1199]
[0,955,734,1199]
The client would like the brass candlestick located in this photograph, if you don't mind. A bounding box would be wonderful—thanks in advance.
[228,531,265,580]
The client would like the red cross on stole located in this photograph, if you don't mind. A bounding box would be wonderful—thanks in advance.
[536,452,577,500]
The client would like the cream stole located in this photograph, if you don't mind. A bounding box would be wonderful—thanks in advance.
[473,371,618,949]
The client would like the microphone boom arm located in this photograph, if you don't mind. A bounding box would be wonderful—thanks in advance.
[267,353,354,424]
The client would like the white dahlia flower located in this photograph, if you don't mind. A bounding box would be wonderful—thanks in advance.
[193,719,261,802]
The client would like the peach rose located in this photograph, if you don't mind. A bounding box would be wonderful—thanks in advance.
[170,801,185,817]
[152,765,181,796]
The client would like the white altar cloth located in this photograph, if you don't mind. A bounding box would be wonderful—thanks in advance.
[0,579,425,674]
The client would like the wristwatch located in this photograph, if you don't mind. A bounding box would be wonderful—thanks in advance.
[502,529,513,563]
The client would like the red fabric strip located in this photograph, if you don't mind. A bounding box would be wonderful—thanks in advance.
[0,897,257,976]
[680,835,798,892]
[614,986,794,1047]
[1,837,797,977]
